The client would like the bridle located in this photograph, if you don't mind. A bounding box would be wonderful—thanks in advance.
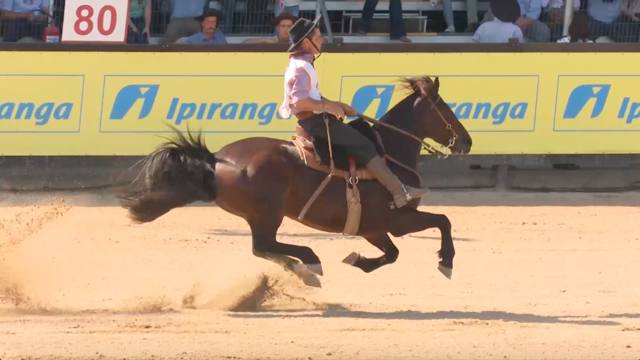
[426,95,458,152]
[359,94,458,158]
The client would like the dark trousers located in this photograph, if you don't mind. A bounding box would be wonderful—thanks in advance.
[2,19,46,42]
[360,0,407,39]
[127,17,149,44]
[298,114,378,164]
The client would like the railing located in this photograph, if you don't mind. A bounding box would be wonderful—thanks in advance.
[0,0,638,42]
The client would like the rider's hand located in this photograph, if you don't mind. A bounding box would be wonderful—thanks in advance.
[324,101,346,120]
[341,103,358,116]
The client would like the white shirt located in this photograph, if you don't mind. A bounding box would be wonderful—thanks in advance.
[279,54,322,118]
[0,0,49,13]
[472,19,524,43]
[543,0,580,9]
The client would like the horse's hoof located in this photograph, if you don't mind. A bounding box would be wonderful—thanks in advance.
[342,252,360,266]
[306,263,324,276]
[302,274,322,288]
[438,263,453,279]
[293,263,323,288]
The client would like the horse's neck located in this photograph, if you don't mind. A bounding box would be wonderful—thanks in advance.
[377,97,422,176]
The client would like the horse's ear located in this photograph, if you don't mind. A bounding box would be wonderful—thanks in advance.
[434,77,440,93]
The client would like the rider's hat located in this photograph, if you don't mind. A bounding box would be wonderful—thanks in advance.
[491,0,521,23]
[287,15,321,52]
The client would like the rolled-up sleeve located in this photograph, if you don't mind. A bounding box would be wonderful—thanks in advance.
[289,67,311,104]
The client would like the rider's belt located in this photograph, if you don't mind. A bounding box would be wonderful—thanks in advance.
[295,111,316,121]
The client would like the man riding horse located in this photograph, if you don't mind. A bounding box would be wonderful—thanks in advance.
[279,16,428,209]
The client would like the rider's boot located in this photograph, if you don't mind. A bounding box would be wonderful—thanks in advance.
[366,155,427,208]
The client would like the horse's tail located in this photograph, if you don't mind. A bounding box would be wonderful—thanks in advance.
[116,127,217,223]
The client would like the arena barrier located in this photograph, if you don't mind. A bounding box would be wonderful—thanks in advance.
[1,50,640,155]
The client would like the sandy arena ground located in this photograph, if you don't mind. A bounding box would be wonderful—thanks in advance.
[0,190,639,360]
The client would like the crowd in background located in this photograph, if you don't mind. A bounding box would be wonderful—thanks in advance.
[0,0,639,43]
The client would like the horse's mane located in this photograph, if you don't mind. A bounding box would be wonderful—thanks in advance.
[400,76,435,99]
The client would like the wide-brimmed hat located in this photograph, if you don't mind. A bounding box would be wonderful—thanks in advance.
[287,15,321,52]
[491,0,521,23]
[197,8,223,22]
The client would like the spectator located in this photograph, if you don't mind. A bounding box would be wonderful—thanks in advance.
[243,12,296,44]
[128,0,152,44]
[482,0,551,42]
[275,0,299,17]
[433,0,480,32]
[557,12,593,42]
[466,0,479,31]
[588,0,633,42]
[543,0,580,24]
[177,8,226,44]
[473,0,524,42]
[622,0,640,22]
[543,0,580,40]
[162,0,207,44]
[0,0,49,42]
[431,0,455,32]
[357,0,411,42]
[621,0,640,40]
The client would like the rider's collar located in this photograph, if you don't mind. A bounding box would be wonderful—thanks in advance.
[290,51,316,64]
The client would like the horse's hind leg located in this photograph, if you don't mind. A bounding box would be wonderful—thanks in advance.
[249,219,324,287]
[342,234,399,273]
[388,209,455,279]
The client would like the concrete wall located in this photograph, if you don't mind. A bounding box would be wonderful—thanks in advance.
[1,155,639,192]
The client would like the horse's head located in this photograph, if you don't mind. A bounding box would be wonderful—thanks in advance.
[403,77,472,155]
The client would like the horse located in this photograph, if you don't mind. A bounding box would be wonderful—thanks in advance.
[117,76,472,287]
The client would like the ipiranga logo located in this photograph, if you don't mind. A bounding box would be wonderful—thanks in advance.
[110,84,159,120]
[342,75,538,132]
[100,76,290,133]
[555,77,640,131]
[0,75,84,132]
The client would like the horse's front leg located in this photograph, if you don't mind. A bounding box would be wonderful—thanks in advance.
[343,233,399,273]
[249,219,324,287]
[388,209,455,279]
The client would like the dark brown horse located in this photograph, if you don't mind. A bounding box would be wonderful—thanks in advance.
[118,76,472,287]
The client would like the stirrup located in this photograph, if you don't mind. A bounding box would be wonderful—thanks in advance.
[402,184,427,201]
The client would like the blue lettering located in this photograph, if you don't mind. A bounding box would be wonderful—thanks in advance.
[54,103,73,120]
[35,102,54,126]
[455,103,473,119]
[0,103,15,119]
[16,103,35,119]
[239,103,258,120]
[196,103,207,120]
[473,102,491,119]
[510,103,527,120]
[167,97,179,120]
[491,103,509,125]
[618,97,629,119]
[449,101,528,125]
[626,102,640,124]
[258,103,277,125]
[220,103,239,120]
[175,102,196,125]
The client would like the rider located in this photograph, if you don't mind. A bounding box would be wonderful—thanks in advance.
[279,16,427,208]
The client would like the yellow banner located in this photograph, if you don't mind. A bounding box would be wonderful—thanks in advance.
[1,51,640,155]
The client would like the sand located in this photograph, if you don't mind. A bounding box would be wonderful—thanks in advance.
[0,191,639,360]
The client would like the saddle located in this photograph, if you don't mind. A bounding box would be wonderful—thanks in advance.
[290,119,388,236]
[290,118,386,182]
